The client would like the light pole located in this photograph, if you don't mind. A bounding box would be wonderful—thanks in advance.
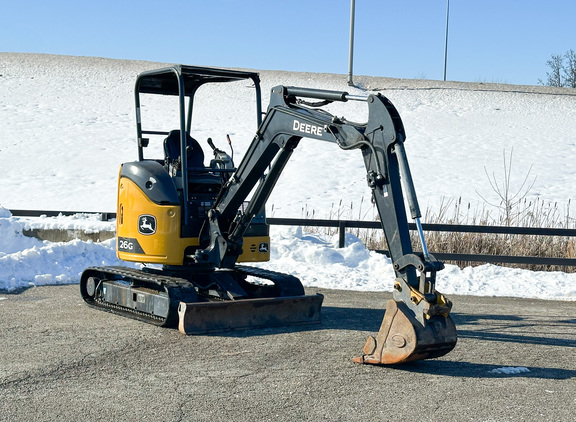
[348,0,356,86]
[443,0,450,81]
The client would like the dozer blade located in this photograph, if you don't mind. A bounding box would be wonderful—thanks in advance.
[353,299,457,365]
[178,294,323,334]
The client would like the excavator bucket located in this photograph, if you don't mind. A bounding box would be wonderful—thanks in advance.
[178,294,324,334]
[353,299,457,365]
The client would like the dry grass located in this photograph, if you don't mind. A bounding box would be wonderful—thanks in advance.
[299,196,576,273]
[420,197,576,272]
[299,150,576,272]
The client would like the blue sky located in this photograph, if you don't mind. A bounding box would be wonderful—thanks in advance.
[2,0,575,85]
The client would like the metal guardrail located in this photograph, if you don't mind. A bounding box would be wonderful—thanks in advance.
[9,209,116,221]
[267,217,576,238]
[8,210,576,267]
[268,217,576,267]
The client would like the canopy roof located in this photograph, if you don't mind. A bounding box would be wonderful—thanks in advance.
[136,65,260,96]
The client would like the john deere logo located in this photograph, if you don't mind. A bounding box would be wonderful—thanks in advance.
[138,215,156,235]
[258,242,269,253]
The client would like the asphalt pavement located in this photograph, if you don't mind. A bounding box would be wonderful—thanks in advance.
[0,285,574,421]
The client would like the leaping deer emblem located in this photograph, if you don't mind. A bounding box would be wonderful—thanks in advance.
[138,215,156,235]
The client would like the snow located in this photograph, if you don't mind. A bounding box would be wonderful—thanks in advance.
[489,367,531,375]
[0,211,129,291]
[0,53,575,300]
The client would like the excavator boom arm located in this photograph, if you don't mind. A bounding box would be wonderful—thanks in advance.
[198,86,416,278]
[193,85,457,364]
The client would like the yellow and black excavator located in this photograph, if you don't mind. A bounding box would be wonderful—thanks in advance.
[80,65,457,365]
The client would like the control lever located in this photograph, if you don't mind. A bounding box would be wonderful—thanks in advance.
[207,137,222,153]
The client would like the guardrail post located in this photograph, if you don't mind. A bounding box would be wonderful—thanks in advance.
[338,220,346,248]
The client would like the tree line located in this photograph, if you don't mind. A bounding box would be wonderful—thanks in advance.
[540,49,576,88]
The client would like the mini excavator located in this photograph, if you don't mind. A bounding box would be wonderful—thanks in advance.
[80,65,457,365]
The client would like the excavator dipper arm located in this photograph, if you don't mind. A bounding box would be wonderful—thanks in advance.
[194,85,457,364]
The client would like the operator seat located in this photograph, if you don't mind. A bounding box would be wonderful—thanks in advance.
[163,130,205,172]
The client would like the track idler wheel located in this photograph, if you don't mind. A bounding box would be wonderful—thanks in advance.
[353,299,457,365]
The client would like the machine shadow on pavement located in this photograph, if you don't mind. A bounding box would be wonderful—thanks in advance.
[198,305,576,348]
[191,306,385,337]
[387,360,576,380]
[453,312,576,348]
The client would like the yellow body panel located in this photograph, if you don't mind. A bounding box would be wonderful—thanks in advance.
[116,176,270,265]
[117,177,197,265]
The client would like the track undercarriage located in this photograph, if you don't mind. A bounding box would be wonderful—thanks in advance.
[80,265,323,333]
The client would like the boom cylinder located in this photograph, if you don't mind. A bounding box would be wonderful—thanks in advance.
[283,87,350,102]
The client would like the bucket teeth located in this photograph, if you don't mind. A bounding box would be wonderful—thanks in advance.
[353,299,457,365]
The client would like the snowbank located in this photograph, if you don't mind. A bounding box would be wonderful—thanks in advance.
[0,208,128,291]
[1,207,574,301]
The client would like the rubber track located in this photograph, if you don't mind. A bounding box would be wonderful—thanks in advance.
[81,265,305,327]
[81,266,197,327]
[235,265,305,296]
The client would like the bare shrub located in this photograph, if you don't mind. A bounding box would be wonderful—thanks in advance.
[278,150,575,272]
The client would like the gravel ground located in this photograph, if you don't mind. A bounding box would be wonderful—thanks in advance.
[1,284,574,422]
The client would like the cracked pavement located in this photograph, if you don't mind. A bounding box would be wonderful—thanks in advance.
[1,285,575,421]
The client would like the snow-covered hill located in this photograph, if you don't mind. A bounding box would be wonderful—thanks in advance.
[1,53,575,299]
